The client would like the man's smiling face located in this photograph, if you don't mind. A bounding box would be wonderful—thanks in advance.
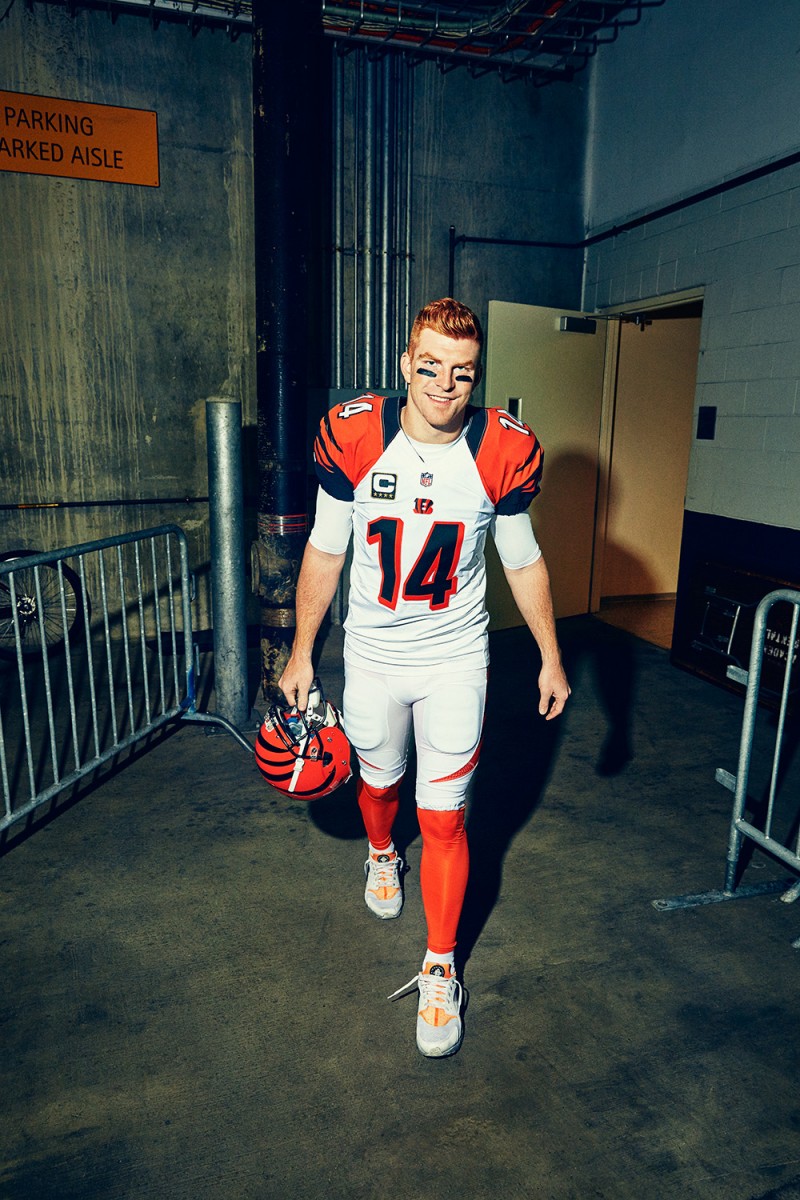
[399,329,483,444]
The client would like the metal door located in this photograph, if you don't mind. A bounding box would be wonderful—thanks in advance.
[483,300,609,624]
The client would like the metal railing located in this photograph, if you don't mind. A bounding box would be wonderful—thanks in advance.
[0,525,250,836]
[653,588,800,943]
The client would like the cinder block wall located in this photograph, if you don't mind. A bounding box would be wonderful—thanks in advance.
[583,0,800,542]
[584,165,800,533]
[582,0,800,664]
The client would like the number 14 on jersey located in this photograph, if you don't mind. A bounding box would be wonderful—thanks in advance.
[366,518,465,611]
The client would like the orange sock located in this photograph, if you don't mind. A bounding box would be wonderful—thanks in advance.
[417,808,469,957]
[357,778,401,851]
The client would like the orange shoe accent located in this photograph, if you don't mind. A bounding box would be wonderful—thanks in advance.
[368,851,399,901]
[419,964,458,1026]
[419,1002,460,1028]
[364,850,405,919]
[371,889,400,901]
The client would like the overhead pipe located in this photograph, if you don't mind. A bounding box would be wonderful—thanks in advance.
[323,0,534,39]
[319,0,662,82]
[322,0,570,55]
[319,0,657,71]
[42,0,658,83]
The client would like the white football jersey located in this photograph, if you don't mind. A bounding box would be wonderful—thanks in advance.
[314,394,543,672]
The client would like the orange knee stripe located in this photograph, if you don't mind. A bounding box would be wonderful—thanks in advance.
[417,808,469,956]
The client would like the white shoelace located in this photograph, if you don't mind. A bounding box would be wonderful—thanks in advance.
[366,856,402,889]
[387,971,462,1012]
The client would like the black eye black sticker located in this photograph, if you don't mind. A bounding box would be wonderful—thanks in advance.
[416,367,437,378]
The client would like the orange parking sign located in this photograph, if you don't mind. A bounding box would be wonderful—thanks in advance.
[0,90,159,187]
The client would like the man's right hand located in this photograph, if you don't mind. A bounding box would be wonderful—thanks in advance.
[278,656,315,713]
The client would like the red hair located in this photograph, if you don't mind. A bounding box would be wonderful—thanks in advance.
[407,298,484,357]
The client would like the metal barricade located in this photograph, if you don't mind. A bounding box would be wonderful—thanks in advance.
[0,525,250,836]
[653,588,800,942]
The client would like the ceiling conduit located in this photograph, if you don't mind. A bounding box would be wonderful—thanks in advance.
[32,0,662,85]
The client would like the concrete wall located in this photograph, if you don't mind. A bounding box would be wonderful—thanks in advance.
[1,3,254,624]
[3,10,585,599]
[584,0,800,537]
[332,54,587,396]
[412,63,586,344]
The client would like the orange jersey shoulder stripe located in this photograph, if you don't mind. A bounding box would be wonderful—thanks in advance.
[466,407,543,513]
[314,394,397,500]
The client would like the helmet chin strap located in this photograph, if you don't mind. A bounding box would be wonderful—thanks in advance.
[288,754,306,794]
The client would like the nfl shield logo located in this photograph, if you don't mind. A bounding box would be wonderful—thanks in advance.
[420,472,433,487]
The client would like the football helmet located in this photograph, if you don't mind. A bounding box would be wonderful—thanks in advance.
[255,678,352,800]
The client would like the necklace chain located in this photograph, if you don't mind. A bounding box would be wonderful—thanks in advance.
[399,407,471,464]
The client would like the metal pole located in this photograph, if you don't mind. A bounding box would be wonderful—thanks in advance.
[352,53,361,386]
[363,53,375,387]
[206,398,250,730]
[378,54,393,388]
[402,62,413,367]
[332,52,344,390]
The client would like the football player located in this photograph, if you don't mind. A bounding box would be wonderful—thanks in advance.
[279,297,570,1057]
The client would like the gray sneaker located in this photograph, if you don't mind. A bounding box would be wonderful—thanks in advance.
[388,964,464,1058]
[364,852,404,919]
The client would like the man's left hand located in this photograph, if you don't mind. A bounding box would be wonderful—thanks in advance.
[538,660,571,720]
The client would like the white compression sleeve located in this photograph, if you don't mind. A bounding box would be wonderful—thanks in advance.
[491,512,542,570]
[308,487,354,555]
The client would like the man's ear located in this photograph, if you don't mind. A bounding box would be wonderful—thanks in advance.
[473,362,483,387]
[400,351,412,384]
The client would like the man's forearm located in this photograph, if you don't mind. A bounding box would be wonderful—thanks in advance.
[279,542,346,707]
[503,556,570,718]
[292,543,347,656]
[504,557,561,661]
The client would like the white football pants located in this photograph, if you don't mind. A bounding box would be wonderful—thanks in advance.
[342,662,487,811]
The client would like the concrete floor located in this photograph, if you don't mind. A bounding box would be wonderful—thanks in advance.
[2,617,800,1200]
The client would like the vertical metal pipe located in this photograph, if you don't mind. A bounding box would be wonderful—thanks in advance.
[388,59,398,378]
[206,397,249,730]
[396,58,408,377]
[378,54,393,387]
[332,52,344,390]
[363,53,376,387]
[352,53,361,386]
[402,63,413,363]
